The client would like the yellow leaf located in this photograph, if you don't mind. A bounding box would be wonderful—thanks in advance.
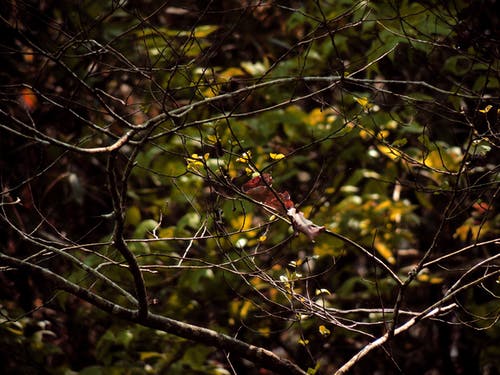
[140,352,164,361]
[313,242,342,257]
[207,135,218,143]
[202,86,219,98]
[453,224,470,241]
[269,152,285,160]
[241,61,267,76]
[228,168,238,178]
[374,200,392,212]
[377,130,390,140]
[359,129,371,140]
[258,326,270,337]
[356,97,368,106]
[417,273,430,282]
[377,144,403,161]
[315,288,331,296]
[308,108,325,126]
[429,276,444,284]
[230,214,253,232]
[355,96,372,110]
[186,157,204,171]
[479,105,492,113]
[236,151,252,163]
[192,24,219,38]
[5,325,23,336]
[374,239,396,265]
[258,235,267,242]
[421,149,460,172]
[421,150,444,169]
[319,325,331,337]
[298,339,309,346]
[219,67,246,81]
[453,220,490,241]
[307,107,336,126]
[240,300,253,319]
[416,270,443,284]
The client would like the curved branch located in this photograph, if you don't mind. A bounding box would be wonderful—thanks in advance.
[0,198,138,305]
[107,153,149,318]
[0,254,307,375]
[336,268,500,374]
[324,229,403,286]
[423,238,500,268]
[335,303,458,375]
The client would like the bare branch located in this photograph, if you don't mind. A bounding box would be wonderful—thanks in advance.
[0,253,307,375]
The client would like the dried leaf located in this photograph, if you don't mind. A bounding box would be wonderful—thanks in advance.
[287,207,324,241]
[242,173,272,192]
[242,174,294,212]
[241,174,322,240]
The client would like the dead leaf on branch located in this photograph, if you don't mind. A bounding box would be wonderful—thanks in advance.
[241,173,324,241]
[287,207,325,241]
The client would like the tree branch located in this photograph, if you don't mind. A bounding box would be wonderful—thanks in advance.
[335,303,458,375]
[0,253,307,375]
[107,153,149,318]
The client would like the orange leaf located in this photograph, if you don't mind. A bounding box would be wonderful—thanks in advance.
[242,173,294,213]
[20,87,38,111]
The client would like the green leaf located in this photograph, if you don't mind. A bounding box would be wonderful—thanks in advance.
[473,76,500,91]
[133,219,159,239]
[307,362,321,374]
[177,212,201,231]
[125,206,141,227]
[392,138,407,147]
[443,55,472,75]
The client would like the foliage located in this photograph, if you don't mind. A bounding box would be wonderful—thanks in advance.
[1,1,499,374]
